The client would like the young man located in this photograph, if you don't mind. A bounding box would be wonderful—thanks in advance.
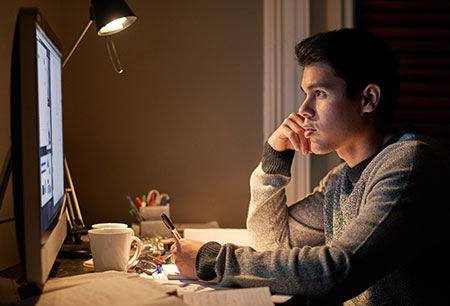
[171,29,450,305]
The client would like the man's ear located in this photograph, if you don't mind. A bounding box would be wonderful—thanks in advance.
[360,84,381,114]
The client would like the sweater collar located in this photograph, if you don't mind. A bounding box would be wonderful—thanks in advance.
[347,130,407,184]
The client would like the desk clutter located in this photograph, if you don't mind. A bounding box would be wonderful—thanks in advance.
[67,224,279,306]
[85,222,174,277]
[5,232,285,306]
[127,188,172,237]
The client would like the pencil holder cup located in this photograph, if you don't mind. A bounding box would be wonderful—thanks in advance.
[140,204,170,221]
[138,205,171,237]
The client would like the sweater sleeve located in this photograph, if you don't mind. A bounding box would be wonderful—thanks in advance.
[247,142,332,251]
[261,141,295,176]
[196,241,221,281]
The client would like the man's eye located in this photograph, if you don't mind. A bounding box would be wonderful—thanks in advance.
[315,90,325,97]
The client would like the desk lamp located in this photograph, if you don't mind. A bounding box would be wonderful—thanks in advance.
[62,0,137,73]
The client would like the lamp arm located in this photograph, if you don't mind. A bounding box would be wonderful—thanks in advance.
[64,157,85,227]
[62,19,93,68]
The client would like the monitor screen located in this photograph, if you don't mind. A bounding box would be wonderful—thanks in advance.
[36,23,64,234]
[11,8,67,292]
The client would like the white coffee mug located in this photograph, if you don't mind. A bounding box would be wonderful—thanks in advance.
[88,227,142,272]
[91,222,128,229]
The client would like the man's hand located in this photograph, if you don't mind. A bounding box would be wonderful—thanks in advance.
[268,112,311,155]
[170,239,205,280]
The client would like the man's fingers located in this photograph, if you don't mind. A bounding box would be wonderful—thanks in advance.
[299,131,310,155]
[284,128,301,151]
[269,112,312,153]
[285,113,312,155]
[283,114,307,152]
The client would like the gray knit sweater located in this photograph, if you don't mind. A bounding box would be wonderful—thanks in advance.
[196,132,450,305]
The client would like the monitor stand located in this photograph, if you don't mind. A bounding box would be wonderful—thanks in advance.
[59,158,90,258]
[59,237,90,259]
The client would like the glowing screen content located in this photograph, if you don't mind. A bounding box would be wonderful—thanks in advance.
[36,24,64,233]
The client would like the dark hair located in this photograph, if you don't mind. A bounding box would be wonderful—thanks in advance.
[295,28,399,130]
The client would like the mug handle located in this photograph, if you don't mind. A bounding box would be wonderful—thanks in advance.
[127,236,142,268]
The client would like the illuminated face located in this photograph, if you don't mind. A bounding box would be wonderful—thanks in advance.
[299,62,365,156]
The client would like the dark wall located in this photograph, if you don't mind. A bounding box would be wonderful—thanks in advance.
[61,0,263,228]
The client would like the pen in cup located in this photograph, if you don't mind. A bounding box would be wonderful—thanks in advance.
[149,193,155,206]
[136,197,143,207]
[162,198,171,206]
[127,195,144,222]
[161,213,182,241]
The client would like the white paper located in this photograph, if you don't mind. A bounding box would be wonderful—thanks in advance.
[183,228,249,246]
[182,286,274,306]
[162,264,191,280]
[159,265,291,304]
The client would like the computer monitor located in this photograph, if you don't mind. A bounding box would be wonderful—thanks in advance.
[10,8,66,291]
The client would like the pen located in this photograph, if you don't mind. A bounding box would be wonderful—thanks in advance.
[161,213,182,241]
[162,198,171,206]
[149,193,155,206]
[129,209,136,218]
[159,193,170,206]
[127,195,144,222]
[136,197,143,207]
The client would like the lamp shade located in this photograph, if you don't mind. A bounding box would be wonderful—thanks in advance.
[90,0,137,36]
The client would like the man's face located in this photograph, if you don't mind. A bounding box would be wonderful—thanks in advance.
[299,62,364,156]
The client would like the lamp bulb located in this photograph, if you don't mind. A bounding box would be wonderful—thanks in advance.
[100,17,127,35]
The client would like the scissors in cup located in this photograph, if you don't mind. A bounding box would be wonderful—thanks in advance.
[147,189,170,206]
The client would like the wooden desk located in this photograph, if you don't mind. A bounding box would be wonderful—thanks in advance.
[50,240,93,278]
[50,257,93,279]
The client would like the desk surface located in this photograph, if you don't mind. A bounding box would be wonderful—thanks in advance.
[51,257,93,278]
[51,240,93,278]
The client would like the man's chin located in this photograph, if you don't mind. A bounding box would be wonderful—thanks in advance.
[309,143,334,156]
